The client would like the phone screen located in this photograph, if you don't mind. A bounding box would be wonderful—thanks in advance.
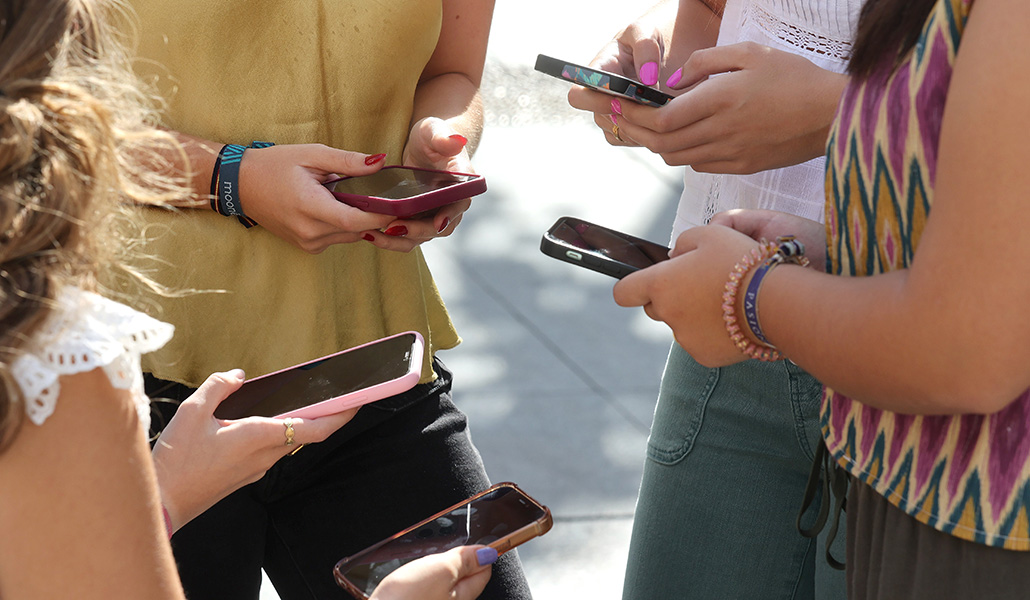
[214,333,417,419]
[534,54,673,107]
[325,168,476,200]
[336,485,549,597]
[549,218,670,271]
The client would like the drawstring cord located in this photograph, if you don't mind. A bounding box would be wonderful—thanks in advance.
[797,442,848,570]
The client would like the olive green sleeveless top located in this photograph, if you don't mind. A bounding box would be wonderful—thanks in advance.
[124,0,459,386]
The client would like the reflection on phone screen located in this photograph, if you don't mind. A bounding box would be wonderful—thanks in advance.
[325,168,475,199]
[216,333,416,418]
[339,486,546,595]
[552,219,670,270]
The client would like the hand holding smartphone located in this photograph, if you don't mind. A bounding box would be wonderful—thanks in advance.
[211,331,424,420]
[323,166,487,218]
[540,216,671,279]
[534,54,673,107]
[333,482,552,599]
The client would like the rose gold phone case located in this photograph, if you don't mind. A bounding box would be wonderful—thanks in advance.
[333,482,553,599]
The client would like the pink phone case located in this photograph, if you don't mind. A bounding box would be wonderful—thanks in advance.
[212,331,425,420]
[324,166,487,218]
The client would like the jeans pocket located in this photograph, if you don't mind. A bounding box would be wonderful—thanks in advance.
[646,345,720,465]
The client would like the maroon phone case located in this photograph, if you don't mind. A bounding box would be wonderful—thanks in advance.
[324,166,487,218]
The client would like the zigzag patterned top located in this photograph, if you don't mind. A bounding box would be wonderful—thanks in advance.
[823,0,1030,549]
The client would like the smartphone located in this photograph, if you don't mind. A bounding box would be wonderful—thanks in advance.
[540,216,671,279]
[211,331,424,420]
[333,482,552,599]
[534,54,673,108]
[323,166,487,218]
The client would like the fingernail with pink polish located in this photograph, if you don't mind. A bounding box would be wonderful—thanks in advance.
[384,225,407,237]
[365,153,386,166]
[449,134,468,146]
[666,68,683,88]
[437,217,450,233]
[611,98,622,115]
[609,114,619,126]
[639,62,659,86]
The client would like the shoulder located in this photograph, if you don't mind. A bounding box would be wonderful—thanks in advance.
[11,286,174,429]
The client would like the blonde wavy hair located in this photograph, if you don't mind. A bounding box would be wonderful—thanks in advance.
[0,0,190,448]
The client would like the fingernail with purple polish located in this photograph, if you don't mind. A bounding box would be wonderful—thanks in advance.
[666,68,683,88]
[476,547,499,566]
[639,62,659,86]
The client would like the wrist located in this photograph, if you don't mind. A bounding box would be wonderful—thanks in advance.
[722,236,809,361]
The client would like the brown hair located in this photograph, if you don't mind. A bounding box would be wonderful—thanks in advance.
[0,0,187,449]
[848,0,940,77]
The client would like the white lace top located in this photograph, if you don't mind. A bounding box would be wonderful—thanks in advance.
[671,0,864,241]
[10,286,174,431]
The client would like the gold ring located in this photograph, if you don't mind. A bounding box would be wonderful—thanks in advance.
[283,418,296,446]
[611,123,623,142]
[289,443,306,456]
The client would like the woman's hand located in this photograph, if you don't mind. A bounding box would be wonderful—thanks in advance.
[360,117,474,253]
[709,209,827,271]
[567,0,710,147]
[589,42,847,173]
[371,546,497,600]
[236,143,396,254]
[613,224,763,366]
[151,370,357,532]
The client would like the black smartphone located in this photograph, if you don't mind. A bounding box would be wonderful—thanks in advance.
[333,482,553,599]
[211,332,424,420]
[534,54,673,107]
[540,216,671,279]
[324,166,486,218]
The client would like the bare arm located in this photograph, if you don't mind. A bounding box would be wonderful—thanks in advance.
[369,0,496,251]
[0,370,184,599]
[614,0,1030,415]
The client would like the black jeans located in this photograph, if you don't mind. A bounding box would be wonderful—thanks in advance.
[146,358,531,600]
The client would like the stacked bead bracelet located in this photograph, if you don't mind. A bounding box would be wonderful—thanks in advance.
[209,140,274,228]
[722,236,810,361]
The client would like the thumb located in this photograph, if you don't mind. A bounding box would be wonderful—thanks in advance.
[629,30,663,87]
[421,118,469,159]
[187,369,246,412]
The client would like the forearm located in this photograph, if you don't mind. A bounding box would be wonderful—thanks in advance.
[759,265,1029,415]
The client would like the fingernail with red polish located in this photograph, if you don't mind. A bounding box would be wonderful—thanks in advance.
[611,99,622,115]
[365,153,387,166]
[437,217,450,233]
[639,62,660,86]
[449,134,468,146]
[384,226,407,237]
[666,68,683,88]
[363,233,375,242]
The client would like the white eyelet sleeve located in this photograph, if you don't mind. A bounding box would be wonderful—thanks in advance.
[10,286,174,432]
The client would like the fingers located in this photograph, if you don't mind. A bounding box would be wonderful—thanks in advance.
[612,267,653,309]
[283,408,358,448]
[672,42,759,90]
[303,144,389,178]
[186,369,246,412]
